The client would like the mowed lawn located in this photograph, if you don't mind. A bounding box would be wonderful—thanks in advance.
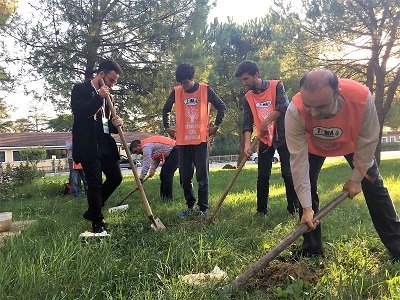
[0,158,399,299]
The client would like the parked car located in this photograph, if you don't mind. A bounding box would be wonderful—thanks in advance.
[250,150,280,164]
[118,155,142,169]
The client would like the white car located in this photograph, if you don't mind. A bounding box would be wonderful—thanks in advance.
[250,150,280,164]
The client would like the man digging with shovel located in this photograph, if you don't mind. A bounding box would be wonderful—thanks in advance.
[285,69,400,261]
[71,59,124,236]
[130,135,179,201]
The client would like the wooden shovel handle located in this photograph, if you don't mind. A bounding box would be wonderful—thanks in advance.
[99,79,157,224]
[207,137,259,224]
[220,191,349,294]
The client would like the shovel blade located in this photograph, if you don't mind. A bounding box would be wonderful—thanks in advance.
[150,217,166,230]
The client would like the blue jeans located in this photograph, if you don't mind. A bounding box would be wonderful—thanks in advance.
[68,159,88,197]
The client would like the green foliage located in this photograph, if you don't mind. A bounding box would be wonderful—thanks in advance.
[0,162,44,201]
[11,162,45,185]
[0,0,17,25]
[0,163,13,198]
[4,0,212,116]
[19,146,47,167]
[0,98,13,132]
[385,100,400,130]
[210,133,240,155]
[47,114,73,132]
[295,0,400,163]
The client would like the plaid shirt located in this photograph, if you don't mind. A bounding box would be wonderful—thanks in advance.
[242,80,289,148]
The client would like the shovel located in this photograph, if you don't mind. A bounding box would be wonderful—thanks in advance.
[100,79,165,230]
[207,138,258,224]
[219,191,349,295]
[108,177,150,213]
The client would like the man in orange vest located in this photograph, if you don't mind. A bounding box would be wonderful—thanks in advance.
[285,69,400,261]
[235,60,299,218]
[130,135,179,200]
[162,63,226,218]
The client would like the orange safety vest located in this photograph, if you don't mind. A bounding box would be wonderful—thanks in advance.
[141,135,176,163]
[293,79,369,157]
[141,136,176,147]
[72,161,83,170]
[174,83,209,145]
[245,80,279,146]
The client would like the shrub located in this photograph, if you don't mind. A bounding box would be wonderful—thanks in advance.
[12,162,45,185]
[0,163,14,199]
[0,162,44,201]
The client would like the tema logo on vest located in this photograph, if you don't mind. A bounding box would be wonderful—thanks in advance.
[312,127,342,140]
[184,98,198,105]
[255,101,272,108]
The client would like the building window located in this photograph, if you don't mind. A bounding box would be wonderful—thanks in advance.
[46,149,67,159]
[13,151,21,161]
[382,137,387,143]
[390,136,395,142]
[0,151,5,163]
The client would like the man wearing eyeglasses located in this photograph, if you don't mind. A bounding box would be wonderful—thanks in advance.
[162,63,226,219]
[285,69,400,261]
[71,59,124,234]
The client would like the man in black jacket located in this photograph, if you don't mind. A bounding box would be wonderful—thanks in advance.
[71,60,124,234]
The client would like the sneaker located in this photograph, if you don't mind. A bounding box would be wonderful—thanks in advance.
[92,223,107,234]
[177,207,194,218]
[198,210,208,219]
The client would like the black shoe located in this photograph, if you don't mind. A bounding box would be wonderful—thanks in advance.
[92,222,106,234]
[100,220,108,231]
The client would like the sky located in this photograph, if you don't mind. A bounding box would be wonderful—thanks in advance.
[2,0,273,121]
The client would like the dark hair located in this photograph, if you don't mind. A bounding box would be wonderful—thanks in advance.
[98,59,124,76]
[129,140,141,153]
[175,63,195,83]
[300,70,339,93]
[234,60,259,77]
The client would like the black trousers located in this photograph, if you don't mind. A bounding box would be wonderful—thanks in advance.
[159,146,179,199]
[301,153,400,259]
[178,142,209,212]
[81,148,122,224]
[257,141,299,214]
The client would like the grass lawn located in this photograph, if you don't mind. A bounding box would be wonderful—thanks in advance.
[1,158,400,299]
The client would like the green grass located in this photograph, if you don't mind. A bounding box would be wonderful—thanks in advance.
[1,158,400,299]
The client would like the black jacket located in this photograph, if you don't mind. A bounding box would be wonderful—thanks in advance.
[71,80,119,162]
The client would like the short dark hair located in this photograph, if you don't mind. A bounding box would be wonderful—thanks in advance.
[175,63,195,83]
[234,60,259,77]
[129,140,141,153]
[300,70,339,94]
[98,59,124,76]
